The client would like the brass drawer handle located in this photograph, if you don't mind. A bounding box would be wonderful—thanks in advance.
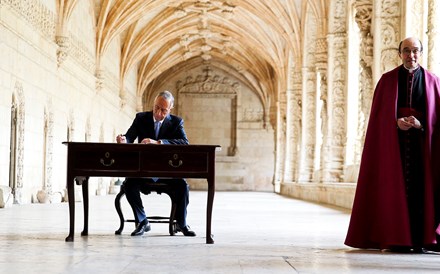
[168,159,183,168]
[100,152,115,167]
[168,153,183,168]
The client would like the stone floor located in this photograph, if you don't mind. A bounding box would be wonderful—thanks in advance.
[1,191,440,273]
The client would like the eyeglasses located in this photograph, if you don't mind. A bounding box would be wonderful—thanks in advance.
[401,48,421,55]
[154,105,170,114]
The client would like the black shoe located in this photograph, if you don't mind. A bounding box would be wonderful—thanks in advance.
[131,219,151,236]
[389,246,412,253]
[176,225,196,237]
[412,247,427,254]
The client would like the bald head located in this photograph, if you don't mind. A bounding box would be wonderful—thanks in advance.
[398,37,423,69]
[398,37,423,53]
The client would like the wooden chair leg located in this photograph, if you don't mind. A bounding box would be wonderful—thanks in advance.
[115,183,177,236]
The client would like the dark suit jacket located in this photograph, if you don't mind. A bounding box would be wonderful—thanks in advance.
[124,111,189,145]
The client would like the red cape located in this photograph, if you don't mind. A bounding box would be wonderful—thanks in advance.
[345,65,440,249]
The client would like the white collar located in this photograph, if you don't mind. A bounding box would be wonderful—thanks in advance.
[153,117,165,125]
[403,64,420,73]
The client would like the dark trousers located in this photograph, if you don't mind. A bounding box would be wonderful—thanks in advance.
[124,178,190,228]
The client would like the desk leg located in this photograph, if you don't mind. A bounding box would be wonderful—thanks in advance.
[65,176,75,242]
[81,178,89,236]
[206,177,215,244]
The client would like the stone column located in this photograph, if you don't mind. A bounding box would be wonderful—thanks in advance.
[372,0,400,81]
[353,1,373,164]
[321,0,348,182]
[274,90,287,186]
[428,0,440,74]
[315,37,328,182]
[283,86,294,183]
[284,68,302,182]
[298,67,316,182]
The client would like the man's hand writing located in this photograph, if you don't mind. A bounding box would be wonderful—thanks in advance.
[116,134,126,143]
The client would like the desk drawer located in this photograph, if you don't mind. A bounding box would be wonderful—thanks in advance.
[141,151,208,173]
[72,150,140,171]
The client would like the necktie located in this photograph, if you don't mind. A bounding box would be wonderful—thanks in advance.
[152,121,161,182]
[154,121,160,139]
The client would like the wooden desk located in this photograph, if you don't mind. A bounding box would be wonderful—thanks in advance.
[63,142,219,244]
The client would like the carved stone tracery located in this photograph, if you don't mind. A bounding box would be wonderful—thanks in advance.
[321,0,348,182]
[176,67,240,156]
[10,81,25,204]
[353,0,373,164]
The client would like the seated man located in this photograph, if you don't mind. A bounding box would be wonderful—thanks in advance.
[116,90,195,237]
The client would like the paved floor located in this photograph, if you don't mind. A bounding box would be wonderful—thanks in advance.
[0,191,440,273]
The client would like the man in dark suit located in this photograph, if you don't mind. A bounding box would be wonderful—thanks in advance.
[116,90,196,237]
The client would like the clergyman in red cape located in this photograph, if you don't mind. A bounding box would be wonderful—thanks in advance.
[345,37,440,252]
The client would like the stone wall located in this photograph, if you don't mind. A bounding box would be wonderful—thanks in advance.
[0,0,136,204]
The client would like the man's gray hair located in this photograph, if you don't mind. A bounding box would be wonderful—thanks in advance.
[156,90,175,108]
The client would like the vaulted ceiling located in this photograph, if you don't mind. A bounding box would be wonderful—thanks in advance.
[60,0,328,111]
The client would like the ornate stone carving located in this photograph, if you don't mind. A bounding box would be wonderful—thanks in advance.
[172,1,234,61]
[382,0,400,17]
[12,81,25,204]
[427,0,440,73]
[55,35,70,67]
[409,0,424,39]
[69,32,96,74]
[2,0,56,39]
[353,0,373,66]
[353,0,373,164]
[39,100,54,201]
[322,0,348,182]
[354,0,372,32]
[172,1,235,19]
[315,38,327,72]
[298,68,317,182]
[285,69,302,182]
[95,69,105,91]
[119,88,127,108]
[331,0,348,33]
[379,0,400,75]
[2,0,96,74]
[176,66,239,95]
[176,66,239,156]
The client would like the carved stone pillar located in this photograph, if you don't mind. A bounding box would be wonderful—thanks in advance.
[275,92,287,184]
[353,1,373,164]
[322,0,348,182]
[428,0,440,74]
[44,106,54,194]
[10,82,26,204]
[284,68,302,182]
[315,37,328,182]
[373,0,400,81]
[298,67,316,182]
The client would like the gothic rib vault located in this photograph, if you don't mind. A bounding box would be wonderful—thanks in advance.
[57,0,327,118]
